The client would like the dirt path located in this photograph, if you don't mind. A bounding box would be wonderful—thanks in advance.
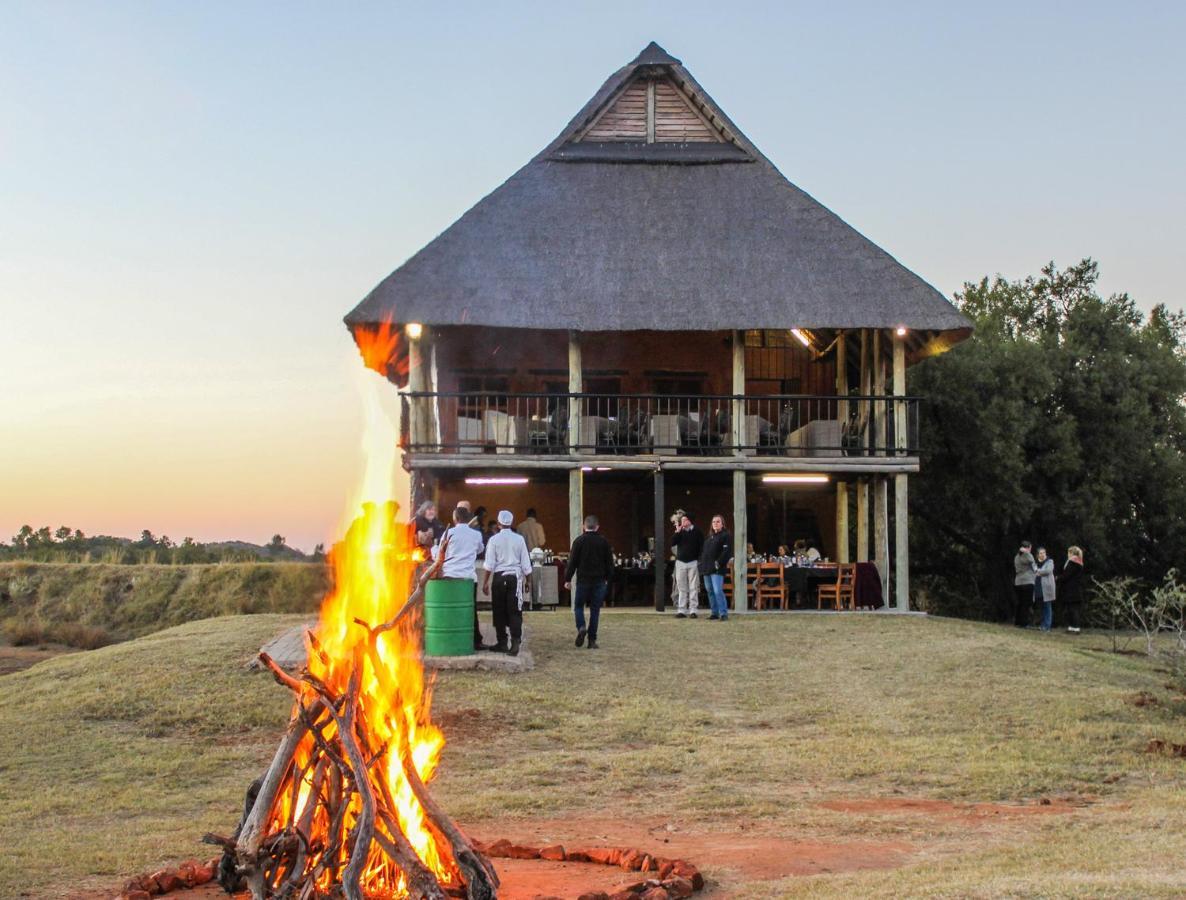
[0,641,76,676]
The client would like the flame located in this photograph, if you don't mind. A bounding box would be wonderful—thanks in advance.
[266,322,454,895]
[354,322,411,387]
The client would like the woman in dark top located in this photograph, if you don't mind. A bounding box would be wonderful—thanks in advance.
[1059,546,1085,633]
[698,514,733,621]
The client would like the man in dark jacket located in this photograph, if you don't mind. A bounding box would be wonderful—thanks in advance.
[563,514,614,649]
[698,514,732,620]
[671,513,704,618]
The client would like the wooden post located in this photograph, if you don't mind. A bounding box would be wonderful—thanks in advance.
[835,481,849,563]
[892,331,909,610]
[568,331,582,455]
[893,333,907,458]
[732,330,745,454]
[732,469,747,613]
[856,478,870,562]
[653,469,665,611]
[646,80,656,144]
[836,330,848,438]
[568,468,584,548]
[859,329,871,452]
[731,331,747,613]
[872,330,889,598]
[407,329,425,450]
[894,473,910,611]
[834,333,849,564]
[427,331,441,449]
[874,476,889,601]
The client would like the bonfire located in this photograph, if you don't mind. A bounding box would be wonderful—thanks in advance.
[206,323,497,900]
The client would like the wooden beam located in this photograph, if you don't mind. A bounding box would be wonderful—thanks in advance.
[568,468,584,548]
[855,478,870,563]
[894,473,909,611]
[835,480,849,563]
[836,329,848,431]
[568,331,581,454]
[732,469,747,613]
[646,80,656,144]
[732,330,745,454]
[893,332,907,456]
[874,476,889,601]
[653,469,665,611]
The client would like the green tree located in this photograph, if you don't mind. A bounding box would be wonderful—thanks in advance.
[911,260,1186,619]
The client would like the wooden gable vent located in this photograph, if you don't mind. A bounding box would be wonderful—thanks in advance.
[581,75,723,143]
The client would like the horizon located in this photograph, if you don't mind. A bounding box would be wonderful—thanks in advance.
[3,2,1184,551]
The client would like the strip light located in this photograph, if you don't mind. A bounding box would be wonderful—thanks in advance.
[791,328,812,348]
[464,477,528,485]
[762,474,830,484]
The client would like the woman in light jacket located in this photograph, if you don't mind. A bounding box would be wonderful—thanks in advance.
[1033,546,1056,632]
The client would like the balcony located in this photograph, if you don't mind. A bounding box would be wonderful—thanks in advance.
[400,392,919,470]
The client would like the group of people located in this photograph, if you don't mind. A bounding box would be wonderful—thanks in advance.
[669,511,735,620]
[415,500,546,657]
[1012,541,1086,632]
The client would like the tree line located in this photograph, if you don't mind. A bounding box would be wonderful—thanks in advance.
[911,259,1186,619]
[2,527,325,565]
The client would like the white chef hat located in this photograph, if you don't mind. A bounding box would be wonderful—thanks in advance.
[497,509,514,526]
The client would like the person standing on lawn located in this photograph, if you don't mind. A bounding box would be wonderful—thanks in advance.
[1033,546,1056,632]
[564,515,615,649]
[432,505,488,651]
[699,514,733,621]
[481,510,532,656]
[518,508,547,552]
[1013,540,1036,627]
[1059,546,1086,633]
[671,513,703,618]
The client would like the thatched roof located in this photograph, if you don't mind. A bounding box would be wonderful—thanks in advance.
[345,42,971,340]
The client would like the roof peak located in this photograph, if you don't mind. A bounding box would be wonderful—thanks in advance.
[630,41,680,66]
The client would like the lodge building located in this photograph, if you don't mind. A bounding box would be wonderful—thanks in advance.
[344,42,971,611]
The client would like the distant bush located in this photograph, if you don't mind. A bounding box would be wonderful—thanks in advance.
[0,562,330,646]
[3,618,48,646]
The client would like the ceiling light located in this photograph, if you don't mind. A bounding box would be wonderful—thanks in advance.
[464,477,528,485]
[405,322,423,339]
[895,326,907,336]
[761,474,830,484]
[791,328,812,348]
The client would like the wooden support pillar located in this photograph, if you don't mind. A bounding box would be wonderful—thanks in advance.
[872,330,889,598]
[568,467,584,548]
[731,331,748,612]
[855,478,870,562]
[892,331,909,609]
[874,476,889,602]
[893,332,907,458]
[835,481,849,563]
[834,335,849,565]
[894,473,910,611]
[731,330,745,453]
[653,469,665,611]
[568,331,582,454]
[732,469,747,613]
[407,329,426,450]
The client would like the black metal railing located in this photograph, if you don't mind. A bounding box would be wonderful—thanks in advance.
[400,392,920,457]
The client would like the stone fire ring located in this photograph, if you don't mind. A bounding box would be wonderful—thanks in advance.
[113,842,705,900]
[475,838,706,900]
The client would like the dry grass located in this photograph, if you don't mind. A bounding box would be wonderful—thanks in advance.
[1,611,1184,897]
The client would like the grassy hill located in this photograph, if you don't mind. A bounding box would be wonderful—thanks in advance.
[2,612,1185,897]
[0,561,327,647]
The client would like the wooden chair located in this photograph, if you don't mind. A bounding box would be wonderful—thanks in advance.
[723,562,758,609]
[817,563,856,610]
[755,563,787,610]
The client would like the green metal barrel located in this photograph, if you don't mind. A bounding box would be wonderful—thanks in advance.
[424,578,475,657]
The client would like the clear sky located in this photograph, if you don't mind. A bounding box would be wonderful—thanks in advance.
[2,1,1183,552]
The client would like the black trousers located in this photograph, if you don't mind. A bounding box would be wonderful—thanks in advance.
[490,573,522,646]
[1013,584,1033,627]
[1066,601,1083,629]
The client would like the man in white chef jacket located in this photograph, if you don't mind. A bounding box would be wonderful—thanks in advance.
[481,510,533,656]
